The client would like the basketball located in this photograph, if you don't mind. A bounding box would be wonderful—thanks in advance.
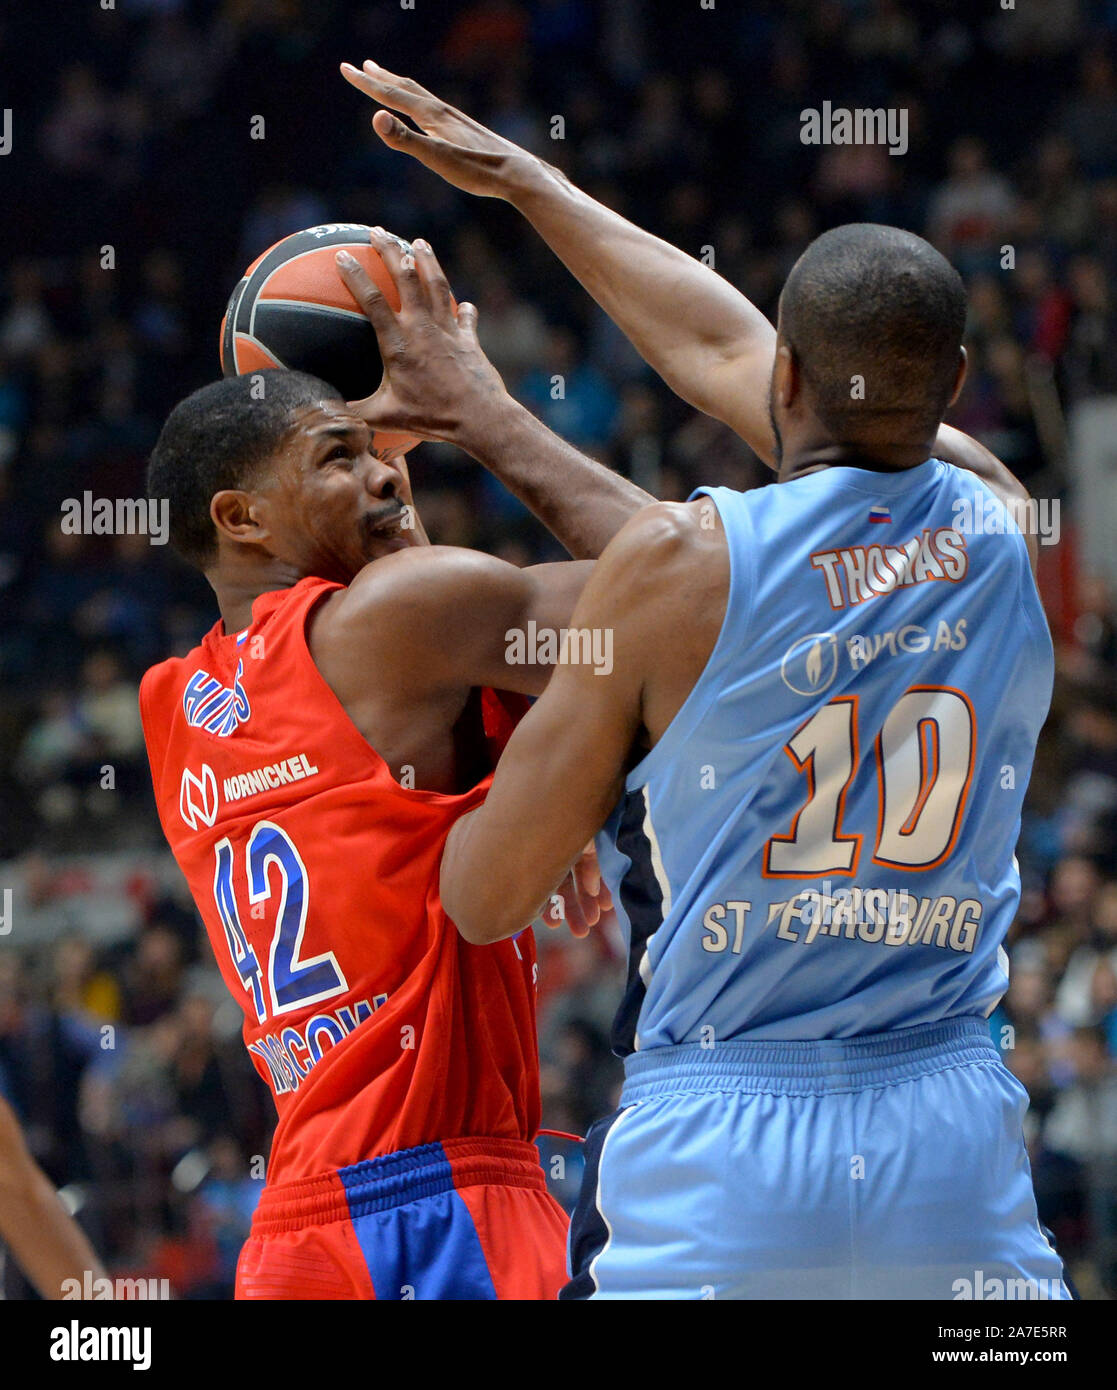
[220,223,425,451]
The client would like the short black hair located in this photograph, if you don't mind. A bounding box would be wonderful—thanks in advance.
[146,370,343,566]
[780,223,967,442]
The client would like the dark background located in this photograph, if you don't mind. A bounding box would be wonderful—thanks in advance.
[1,0,1117,1298]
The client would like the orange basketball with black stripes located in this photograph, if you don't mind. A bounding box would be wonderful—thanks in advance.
[220,223,414,407]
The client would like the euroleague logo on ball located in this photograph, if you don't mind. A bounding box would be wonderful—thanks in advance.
[305,223,381,238]
[781,633,839,696]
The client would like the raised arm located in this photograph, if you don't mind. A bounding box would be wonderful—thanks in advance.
[341,63,1039,554]
[340,62,779,464]
[337,231,652,560]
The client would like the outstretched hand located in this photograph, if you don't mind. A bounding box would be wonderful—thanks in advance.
[340,59,543,201]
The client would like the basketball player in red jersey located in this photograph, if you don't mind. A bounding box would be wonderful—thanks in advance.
[140,233,651,1300]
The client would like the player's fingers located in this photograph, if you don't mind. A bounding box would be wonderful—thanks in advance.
[371,111,485,187]
[410,239,456,322]
[568,915,592,940]
[358,60,443,119]
[570,863,598,926]
[576,843,602,898]
[369,226,427,316]
[335,251,405,354]
[455,302,479,338]
[564,886,591,939]
[340,61,440,120]
[370,109,425,151]
[563,861,597,936]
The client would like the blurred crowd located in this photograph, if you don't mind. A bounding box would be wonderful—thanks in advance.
[2,0,1117,1296]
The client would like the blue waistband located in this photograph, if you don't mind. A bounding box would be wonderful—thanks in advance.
[621,1017,1000,1102]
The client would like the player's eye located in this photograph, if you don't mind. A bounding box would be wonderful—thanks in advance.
[323,445,353,464]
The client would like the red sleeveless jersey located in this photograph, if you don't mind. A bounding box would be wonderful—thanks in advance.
[139,576,540,1185]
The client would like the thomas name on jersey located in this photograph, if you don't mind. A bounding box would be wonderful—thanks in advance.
[811,527,968,609]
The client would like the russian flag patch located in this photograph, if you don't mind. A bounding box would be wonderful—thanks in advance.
[868,506,891,524]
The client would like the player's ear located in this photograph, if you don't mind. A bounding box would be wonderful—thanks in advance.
[773,342,798,409]
[211,490,271,548]
[948,347,968,408]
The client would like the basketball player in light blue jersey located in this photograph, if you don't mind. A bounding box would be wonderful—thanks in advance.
[347,63,1072,1300]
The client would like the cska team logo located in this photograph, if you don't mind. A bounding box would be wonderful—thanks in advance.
[182,659,251,736]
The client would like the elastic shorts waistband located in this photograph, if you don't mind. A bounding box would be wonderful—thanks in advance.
[251,1137,547,1235]
[621,1017,1000,1103]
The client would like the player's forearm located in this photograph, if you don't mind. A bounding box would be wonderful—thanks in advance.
[443,807,548,942]
[453,397,653,560]
[508,160,777,452]
[442,697,603,941]
[0,1166,106,1299]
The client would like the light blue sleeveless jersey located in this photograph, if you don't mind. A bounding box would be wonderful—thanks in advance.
[598,459,1053,1052]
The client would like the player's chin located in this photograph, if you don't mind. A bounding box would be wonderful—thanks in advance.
[363,528,422,561]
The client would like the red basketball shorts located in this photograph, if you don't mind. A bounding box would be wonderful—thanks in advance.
[235,1137,569,1300]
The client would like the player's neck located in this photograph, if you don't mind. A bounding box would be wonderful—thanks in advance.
[777,435,935,482]
[208,558,307,636]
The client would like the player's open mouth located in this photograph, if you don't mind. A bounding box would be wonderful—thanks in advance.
[366,504,408,536]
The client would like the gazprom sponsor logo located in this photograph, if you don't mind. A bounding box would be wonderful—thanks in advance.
[781,620,969,693]
[781,632,839,696]
[183,659,251,736]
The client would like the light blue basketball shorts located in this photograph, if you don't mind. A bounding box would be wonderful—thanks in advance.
[562,1018,1072,1300]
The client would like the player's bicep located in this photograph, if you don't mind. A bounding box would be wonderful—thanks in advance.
[455,556,595,695]
[441,516,679,943]
[341,547,594,699]
[413,554,597,696]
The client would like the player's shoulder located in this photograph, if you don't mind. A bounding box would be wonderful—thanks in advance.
[932,425,1038,571]
[603,498,726,575]
[321,544,509,638]
[139,646,191,711]
[309,545,520,702]
[582,501,730,634]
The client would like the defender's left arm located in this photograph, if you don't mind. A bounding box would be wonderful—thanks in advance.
[441,502,726,942]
